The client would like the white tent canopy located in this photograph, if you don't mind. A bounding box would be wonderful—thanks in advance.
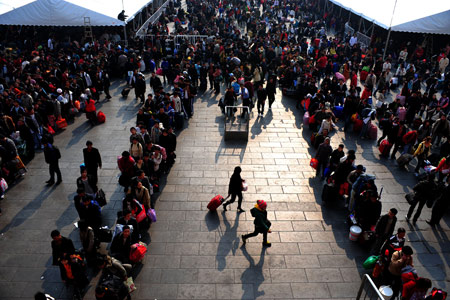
[0,0,125,26]
[328,0,450,34]
[0,0,154,24]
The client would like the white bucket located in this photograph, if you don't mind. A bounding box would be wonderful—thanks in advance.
[349,225,362,241]
[378,285,393,300]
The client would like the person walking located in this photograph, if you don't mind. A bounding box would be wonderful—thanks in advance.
[83,141,102,185]
[43,139,62,185]
[406,173,437,224]
[256,84,267,117]
[427,175,449,226]
[242,200,272,247]
[223,166,245,212]
[266,76,276,110]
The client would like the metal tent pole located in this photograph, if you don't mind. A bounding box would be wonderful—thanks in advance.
[383,0,398,60]
[383,28,391,60]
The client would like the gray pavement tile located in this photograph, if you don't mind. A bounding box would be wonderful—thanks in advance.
[306,268,343,282]
[291,282,331,298]
[318,255,358,268]
[176,283,216,299]
[145,255,181,269]
[285,255,320,268]
[216,283,255,299]
[255,283,293,299]
[181,255,216,269]
[135,283,178,299]
[269,269,307,283]
[291,220,324,231]
[198,269,235,284]
[299,242,333,255]
[279,232,312,243]
[160,269,199,283]
[326,282,361,298]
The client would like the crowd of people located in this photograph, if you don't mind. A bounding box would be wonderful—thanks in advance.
[0,0,445,298]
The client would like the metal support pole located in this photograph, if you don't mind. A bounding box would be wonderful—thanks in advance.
[123,25,128,47]
[383,28,391,60]
[370,21,375,41]
[339,6,342,17]
[323,0,327,13]
[348,11,351,23]
[358,17,362,32]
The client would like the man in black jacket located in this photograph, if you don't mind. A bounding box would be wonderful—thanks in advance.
[51,230,75,265]
[117,210,140,242]
[371,208,398,255]
[256,84,267,117]
[83,140,102,185]
[43,139,62,185]
[150,72,162,93]
[158,127,177,166]
[406,173,438,224]
[135,73,146,104]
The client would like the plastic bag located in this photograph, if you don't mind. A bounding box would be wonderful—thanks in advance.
[310,158,319,169]
[363,255,379,269]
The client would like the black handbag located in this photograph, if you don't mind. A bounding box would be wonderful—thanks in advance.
[96,188,107,207]
[97,228,113,243]
[405,192,416,205]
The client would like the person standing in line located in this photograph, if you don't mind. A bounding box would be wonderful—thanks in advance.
[371,208,398,255]
[43,138,62,185]
[51,230,75,266]
[223,166,245,212]
[83,141,102,185]
[242,200,272,247]
[315,137,333,179]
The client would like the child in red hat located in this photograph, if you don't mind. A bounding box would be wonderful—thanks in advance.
[242,200,272,247]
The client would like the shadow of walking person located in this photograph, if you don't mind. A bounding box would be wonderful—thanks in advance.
[216,211,241,271]
[240,246,267,299]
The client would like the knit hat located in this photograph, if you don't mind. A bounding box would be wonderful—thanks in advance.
[257,200,267,210]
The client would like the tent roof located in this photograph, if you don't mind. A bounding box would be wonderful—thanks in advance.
[0,0,153,24]
[0,0,125,26]
[328,0,450,34]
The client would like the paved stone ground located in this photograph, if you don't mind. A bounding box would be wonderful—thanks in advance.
[0,77,449,299]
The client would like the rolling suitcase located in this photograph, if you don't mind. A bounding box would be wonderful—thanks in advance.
[397,153,413,167]
[368,123,378,140]
[303,111,310,126]
[207,195,228,211]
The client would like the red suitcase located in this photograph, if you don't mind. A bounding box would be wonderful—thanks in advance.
[379,140,392,156]
[368,123,378,140]
[207,195,225,211]
[353,119,363,133]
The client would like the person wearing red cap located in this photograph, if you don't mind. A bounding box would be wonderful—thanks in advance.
[242,200,272,247]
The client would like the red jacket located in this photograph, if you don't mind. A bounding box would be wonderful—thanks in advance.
[401,271,418,300]
[402,130,418,144]
[118,156,135,177]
